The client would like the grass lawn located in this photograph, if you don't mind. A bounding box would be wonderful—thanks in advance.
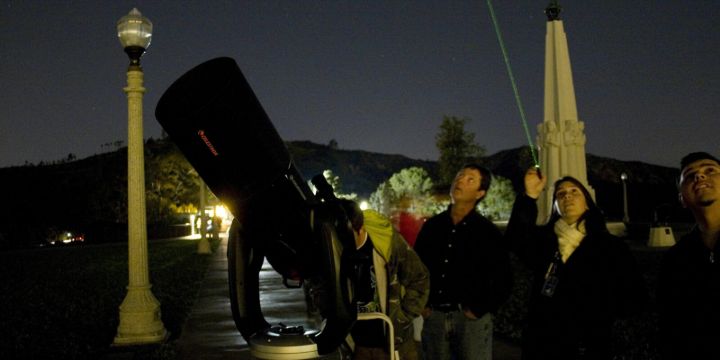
[0,237,218,360]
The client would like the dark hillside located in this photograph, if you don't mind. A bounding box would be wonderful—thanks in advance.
[0,151,128,248]
[288,141,437,197]
[0,140,687,249]
[482,147,686,222]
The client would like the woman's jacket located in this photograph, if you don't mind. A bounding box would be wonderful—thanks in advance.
[505,194,646,359]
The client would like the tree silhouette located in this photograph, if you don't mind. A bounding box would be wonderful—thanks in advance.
[435,116,485,186]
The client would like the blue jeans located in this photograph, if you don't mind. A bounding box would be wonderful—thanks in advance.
[421,310,493,360]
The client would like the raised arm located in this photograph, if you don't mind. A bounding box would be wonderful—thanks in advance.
[505,167,550,270]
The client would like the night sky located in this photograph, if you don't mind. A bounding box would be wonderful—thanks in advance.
[1,1,718,168]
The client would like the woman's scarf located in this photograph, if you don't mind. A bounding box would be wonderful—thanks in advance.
[554,220,586,263]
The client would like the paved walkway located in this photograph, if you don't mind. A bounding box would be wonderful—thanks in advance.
[174,233,247,358]
[175,235,521,359]
[175,235,330,359]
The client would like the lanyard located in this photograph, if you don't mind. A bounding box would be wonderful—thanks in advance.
[541,251,562,297]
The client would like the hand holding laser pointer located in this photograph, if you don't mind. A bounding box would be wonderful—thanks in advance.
[525,166,547,199]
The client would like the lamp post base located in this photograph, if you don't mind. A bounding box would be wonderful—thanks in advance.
[197,236,212,254]
[113,285,168,345]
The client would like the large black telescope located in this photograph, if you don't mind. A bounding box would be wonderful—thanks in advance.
[155,57,356,358]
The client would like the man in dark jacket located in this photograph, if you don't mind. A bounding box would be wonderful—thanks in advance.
[658,152,720,359]
[414,164,512,360]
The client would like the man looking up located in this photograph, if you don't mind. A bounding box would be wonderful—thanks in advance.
[414,164,512,360]
[658,152,720,359]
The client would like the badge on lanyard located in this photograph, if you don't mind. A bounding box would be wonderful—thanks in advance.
[541,251,562,297]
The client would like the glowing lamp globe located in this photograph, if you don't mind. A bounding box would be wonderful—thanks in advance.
[117,8,152,64]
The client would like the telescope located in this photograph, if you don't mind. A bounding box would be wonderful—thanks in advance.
[155,57,356,358]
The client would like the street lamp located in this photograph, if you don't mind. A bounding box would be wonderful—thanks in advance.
[620,172,629,224]
[113,8,167,345]
[197,181,211,254]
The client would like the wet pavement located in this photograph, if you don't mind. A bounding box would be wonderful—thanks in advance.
[175,235,521,359]
[175,234,333,359]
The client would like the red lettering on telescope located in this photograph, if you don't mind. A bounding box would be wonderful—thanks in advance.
[197,130,219,156]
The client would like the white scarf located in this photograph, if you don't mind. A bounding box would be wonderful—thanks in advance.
[554,220,586,263]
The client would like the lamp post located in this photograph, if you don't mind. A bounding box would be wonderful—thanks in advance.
[197,182,211,254]
[114,8,167,345]
[621,172,629,224]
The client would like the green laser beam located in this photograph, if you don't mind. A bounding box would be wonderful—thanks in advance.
[486,0,539,167]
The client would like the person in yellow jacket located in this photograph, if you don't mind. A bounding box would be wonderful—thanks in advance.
[339,199,430,360]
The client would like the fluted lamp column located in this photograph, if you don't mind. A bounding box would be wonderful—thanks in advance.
[197,182,211,254]
[621,172,629,224]
[114,8,168,345]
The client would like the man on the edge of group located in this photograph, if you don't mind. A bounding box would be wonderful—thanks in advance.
[658,152,720,359]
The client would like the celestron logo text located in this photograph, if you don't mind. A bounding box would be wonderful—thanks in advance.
[198,130,219,156]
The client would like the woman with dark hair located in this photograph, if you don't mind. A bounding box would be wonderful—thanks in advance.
[505,168,646,359]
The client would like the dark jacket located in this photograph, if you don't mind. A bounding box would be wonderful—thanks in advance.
[657,227,720,360]
[505,195,646,360]
[414,207,512,318]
